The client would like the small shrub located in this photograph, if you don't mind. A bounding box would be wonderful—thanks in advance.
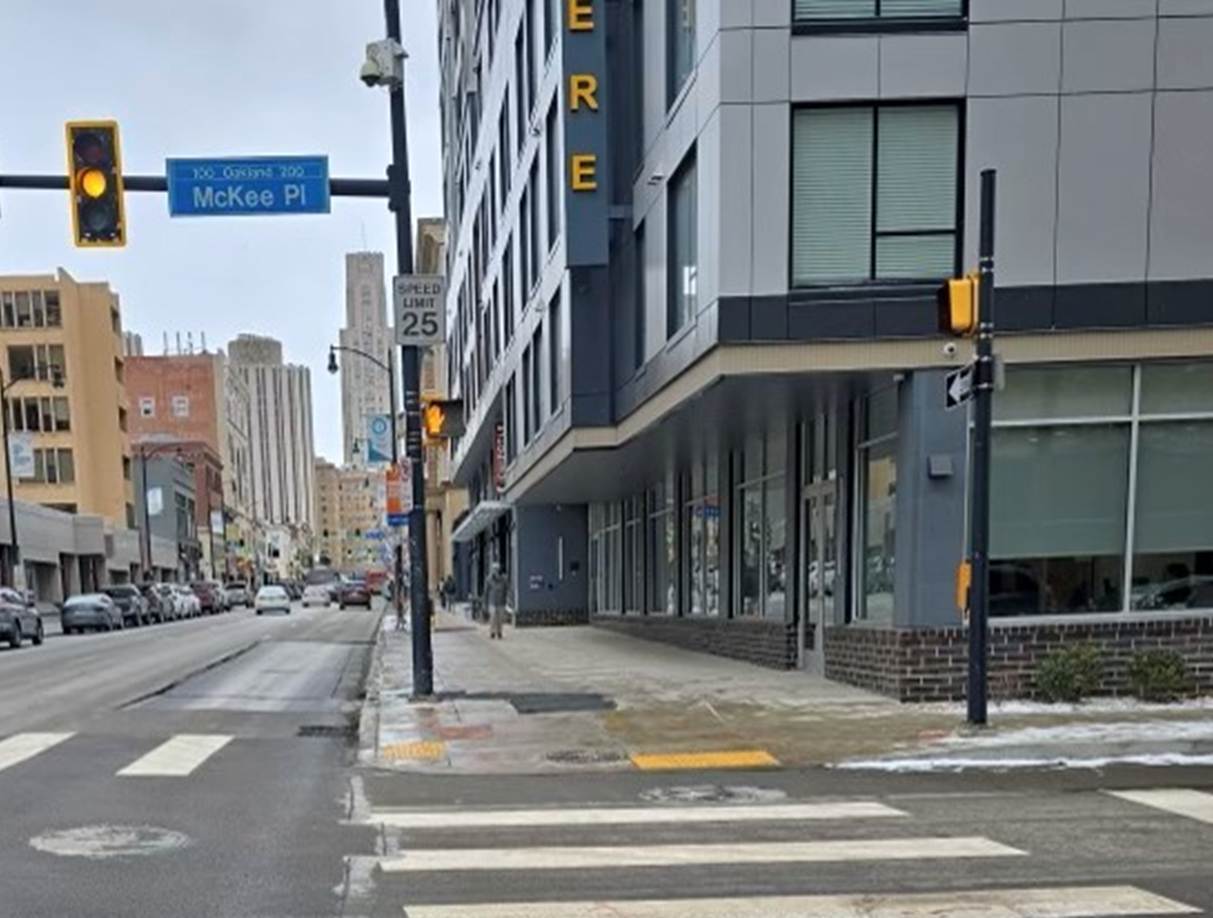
[1128,649,1192,703]
[1035,643,1103,703]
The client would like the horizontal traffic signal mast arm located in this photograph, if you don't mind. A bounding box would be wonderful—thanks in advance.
[0,174,391,197]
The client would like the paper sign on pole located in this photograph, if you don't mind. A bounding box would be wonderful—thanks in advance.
[386,461,411,527]
[146,486,164,517]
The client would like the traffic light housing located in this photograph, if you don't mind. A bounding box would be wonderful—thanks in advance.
[66,120,126,247]
[937,272,979,337]
[421,399,465,439]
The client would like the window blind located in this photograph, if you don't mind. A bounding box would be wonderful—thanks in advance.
[795,0,875,18]
[795,0,960,18]
[791,108,873,284]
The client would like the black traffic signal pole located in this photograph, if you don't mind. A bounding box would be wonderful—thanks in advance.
[967,169,997,726]
[0,174,390,197]
[383,0,433,698]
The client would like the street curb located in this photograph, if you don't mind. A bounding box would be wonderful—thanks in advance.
[357,621,386,767]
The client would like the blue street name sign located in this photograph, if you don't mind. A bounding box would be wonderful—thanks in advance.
[165,156,330,217]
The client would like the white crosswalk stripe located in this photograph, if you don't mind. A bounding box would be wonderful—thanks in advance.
[0,732,74,774]
[1108,788,1213,825]
[373,799,906,829]
[368,795,1203,917]
[116,733,233,777]
[379,835,1023,872]
[401,886,1200,918]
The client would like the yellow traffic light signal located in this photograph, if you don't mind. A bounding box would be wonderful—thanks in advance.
[421,399,465,440]
[66,120,126,247]
[937,272,980,337]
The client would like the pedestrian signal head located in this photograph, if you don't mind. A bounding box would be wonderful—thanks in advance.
[937,273,979,337]
[421,399,465,440]
[66,120,126,247]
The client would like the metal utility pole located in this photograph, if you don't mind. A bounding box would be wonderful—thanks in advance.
[383,0,432,696]
[967,169,997,726]
[1,369,20,588]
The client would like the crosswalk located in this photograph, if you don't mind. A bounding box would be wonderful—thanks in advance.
[0,731,234,778]
[356,791,1212,917]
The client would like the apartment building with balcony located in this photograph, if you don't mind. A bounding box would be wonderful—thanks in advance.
[438,0,1213,697]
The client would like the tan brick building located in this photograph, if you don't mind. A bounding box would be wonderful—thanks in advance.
[0,269,134,527]
[313,458,386,574]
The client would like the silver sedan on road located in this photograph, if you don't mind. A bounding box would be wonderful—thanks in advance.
[61,594,121,634]
[0,587,43,648]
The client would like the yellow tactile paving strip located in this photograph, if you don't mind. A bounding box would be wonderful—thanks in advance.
[382,740,447,762]
[630,749,780,770]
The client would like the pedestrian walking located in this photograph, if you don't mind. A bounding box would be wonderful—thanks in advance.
[485,562,510,639]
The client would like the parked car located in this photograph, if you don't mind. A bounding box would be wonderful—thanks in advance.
[0,587,43,648]
[61,594,121,634]
[191,580,228,614]
[338,580,373,610]
[255,584,292,615]
[302,584,331,608]
[140,583,171,623]
[224,581,250,608]
[104,584,149,627]
[174,585,201,619]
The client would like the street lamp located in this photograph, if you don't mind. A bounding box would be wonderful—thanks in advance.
[327,343,404,625]
[1,363,65,589]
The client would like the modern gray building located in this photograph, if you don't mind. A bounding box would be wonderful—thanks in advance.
[439,0,1213,698]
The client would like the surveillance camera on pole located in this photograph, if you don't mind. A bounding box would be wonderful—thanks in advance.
[360,39,406,89]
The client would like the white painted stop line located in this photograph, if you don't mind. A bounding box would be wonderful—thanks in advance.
[117,734,232,777]
[401,886,1198,918]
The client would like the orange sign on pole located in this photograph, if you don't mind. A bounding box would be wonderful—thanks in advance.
[386,461,412,526]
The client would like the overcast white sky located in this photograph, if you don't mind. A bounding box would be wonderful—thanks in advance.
[0,0,443,463]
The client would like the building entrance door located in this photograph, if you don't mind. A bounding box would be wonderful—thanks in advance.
[799,483,836,672]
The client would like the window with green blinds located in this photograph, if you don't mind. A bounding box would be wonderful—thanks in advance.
[791,103,960,286]
[795,0,963,21]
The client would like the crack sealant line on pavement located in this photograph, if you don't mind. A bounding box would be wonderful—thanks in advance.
[117,639,264,710]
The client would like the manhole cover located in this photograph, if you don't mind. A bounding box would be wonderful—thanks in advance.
[546,748,629,765]
[639,784,789,805]
[30,825,191,860]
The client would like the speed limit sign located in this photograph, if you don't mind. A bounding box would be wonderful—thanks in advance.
[393,274,446,347]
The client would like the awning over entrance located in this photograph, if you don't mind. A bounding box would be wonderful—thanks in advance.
[451,500,510,544]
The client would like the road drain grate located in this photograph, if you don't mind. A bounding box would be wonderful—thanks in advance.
[297,724,356,739]
[433,690,616,714]
[546,749,629,765]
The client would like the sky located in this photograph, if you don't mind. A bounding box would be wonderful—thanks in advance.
[0,0,443,463]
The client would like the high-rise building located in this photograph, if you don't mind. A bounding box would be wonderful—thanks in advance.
[227,334,316,536]
[314,459,341,567]
[341,252,393,466]
[0,269,134,527]
[437,0,1213,696]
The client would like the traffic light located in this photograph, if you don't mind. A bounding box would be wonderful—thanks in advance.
[66,120,126,247]
[937,271,979,337]
[421,399,465,439]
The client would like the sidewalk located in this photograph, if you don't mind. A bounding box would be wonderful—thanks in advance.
[360,615,1213,774]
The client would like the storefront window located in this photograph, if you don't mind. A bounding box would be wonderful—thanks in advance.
[739,484,762,616]
[648,484,675,613]
[856,388,897,622]
[588,503,622,614]
[989,361,1213,617]
[1131,421,1213,611]
[623,496,644,613]
[764,477,786,619]
[991,425,1129,615]
[735,434,787,619]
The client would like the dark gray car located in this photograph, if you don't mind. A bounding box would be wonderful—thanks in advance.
[61,594,121,634]
[103,585,149,626]
[0,587,43,649]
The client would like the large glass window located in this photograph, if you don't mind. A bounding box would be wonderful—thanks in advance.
[666,150,697,338]
[685,456,720,617]
[667,0,696,104]
[548,292,561,413]
[735,434,787,618]
[634,224,647,370]
[990,362,1213,617]
[589,503,623,614]
[648,482,676,613]
[624,496,645,613]
[856,388,897,622]
[795,0,964,23]
[545,103,561,252]
[792,104,959,285]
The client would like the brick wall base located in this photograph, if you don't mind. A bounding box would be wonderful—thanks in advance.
[515,608,589,627]
[825,616,1213,702]
[592,615,798,669]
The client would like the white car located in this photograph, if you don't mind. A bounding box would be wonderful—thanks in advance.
[174,585,201,618]
[301,584,331,608]
[255,585,292,615]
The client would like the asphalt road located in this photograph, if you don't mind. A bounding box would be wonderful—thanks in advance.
[0,602,381,918]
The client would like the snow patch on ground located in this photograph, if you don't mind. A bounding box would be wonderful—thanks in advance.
[935,719,1213,749]
[834,752,1213,773]
[923,697,1213,716]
